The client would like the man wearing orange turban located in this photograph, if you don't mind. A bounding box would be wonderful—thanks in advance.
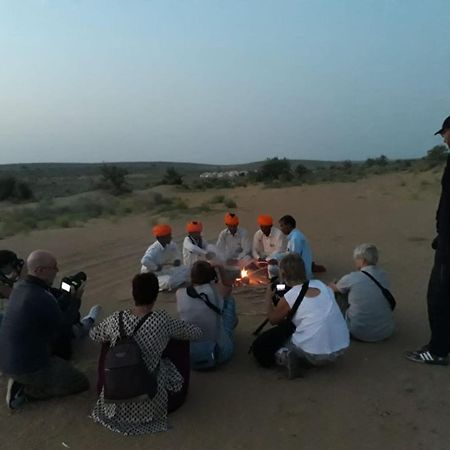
[216,213,252,267]
[183,221,210,268]
[252,214,287,262]
[141,224,189,290]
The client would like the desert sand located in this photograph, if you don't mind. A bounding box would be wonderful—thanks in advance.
[0,171,449,450]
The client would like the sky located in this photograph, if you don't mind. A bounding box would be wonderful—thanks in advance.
[0,0,449,165]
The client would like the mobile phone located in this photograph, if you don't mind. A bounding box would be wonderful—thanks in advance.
[276,284,286,291]
[61,281,72,293]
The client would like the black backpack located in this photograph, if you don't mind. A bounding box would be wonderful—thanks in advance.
[103,311,158,402]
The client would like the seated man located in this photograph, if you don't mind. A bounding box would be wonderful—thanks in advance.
[252,215,287,279]
[329,243,395,342]
[0,249,100,359]
[0,250,89,410]
[252,215,287,262]
[216,212,252,268]
[278,215,313,280]
[141,224,189,291]
[183,220,214,268]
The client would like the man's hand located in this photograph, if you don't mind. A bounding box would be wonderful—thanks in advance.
[432,236,439,250]
[328,282,339,293]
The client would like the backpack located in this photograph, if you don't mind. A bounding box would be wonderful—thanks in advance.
[103,311,158,402]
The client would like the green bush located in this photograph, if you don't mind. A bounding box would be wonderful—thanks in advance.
[223,198,237,208]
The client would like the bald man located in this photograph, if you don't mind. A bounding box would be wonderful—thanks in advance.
[0,250,89,410]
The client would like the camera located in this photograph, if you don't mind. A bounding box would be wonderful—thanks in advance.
[60,271,87,293]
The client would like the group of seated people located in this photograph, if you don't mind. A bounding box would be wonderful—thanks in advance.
[0,213,395,436]
[140,212,320,291]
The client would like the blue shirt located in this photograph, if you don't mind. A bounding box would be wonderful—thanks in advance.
[287,229,313,279]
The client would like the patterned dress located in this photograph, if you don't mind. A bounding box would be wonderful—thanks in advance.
[90,309,202,435]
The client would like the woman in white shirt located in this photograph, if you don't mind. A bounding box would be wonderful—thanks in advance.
[260,253,349,378]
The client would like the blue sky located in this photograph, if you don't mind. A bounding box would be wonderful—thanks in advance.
[0,0,449,164]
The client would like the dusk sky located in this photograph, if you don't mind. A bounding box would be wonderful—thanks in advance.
[0,0,449,165]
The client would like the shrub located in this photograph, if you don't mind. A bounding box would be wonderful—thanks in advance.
[0,177,33,202]
[223,198,237,208]
[210,195,225,204]
[100,164,132,195]
[160,167,183,185]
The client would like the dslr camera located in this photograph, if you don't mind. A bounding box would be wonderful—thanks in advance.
[60,271,87,293]
[270,277,291,305]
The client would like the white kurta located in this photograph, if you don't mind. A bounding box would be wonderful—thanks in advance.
[252,227,287,260]
[182,236,208,268]
[140,240,188,290]
[216,227,252,262]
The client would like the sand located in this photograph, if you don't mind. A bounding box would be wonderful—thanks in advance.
[0,171,449,450]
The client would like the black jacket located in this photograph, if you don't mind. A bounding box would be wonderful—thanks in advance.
[436,155,450,262]
[0,275,62,375]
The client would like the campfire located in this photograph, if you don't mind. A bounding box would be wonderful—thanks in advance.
[233,267,268,287]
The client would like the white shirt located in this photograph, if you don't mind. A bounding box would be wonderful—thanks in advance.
[216,227,252,260]
[284,279,349,355]
[182,236,208,268]
[252,227,287,260]
[141,240,181,273]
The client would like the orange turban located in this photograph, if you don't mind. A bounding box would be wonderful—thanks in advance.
[258,215,273,226]
[152,224,172,237]
[224,212,239,226]
[186,221,203,233]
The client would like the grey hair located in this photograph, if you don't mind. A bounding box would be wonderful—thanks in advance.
[279,253,307,285]
[353,243,379,265]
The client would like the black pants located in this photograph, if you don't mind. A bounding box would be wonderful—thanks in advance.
[427,250,450,357]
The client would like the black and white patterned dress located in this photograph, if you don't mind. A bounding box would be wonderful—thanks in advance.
[90,309,201,435]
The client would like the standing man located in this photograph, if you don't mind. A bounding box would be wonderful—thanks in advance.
[278,215,313,280]
[0,250,89,410]
[406,116,450,365]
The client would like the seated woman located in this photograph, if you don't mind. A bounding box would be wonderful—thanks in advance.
[253,253,349,378]
[90,272,202,435]
[176,261,237,369]
[329,243,395,342]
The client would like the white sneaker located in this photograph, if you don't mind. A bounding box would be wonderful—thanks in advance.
[84,305,102,323]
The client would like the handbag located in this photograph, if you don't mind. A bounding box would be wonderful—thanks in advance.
[361,270,396,311]
[250,281,309,367]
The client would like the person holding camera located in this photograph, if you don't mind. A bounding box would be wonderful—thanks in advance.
[0,250,24,328]
[329,243,395,342]
[252,254,349,379]
[176,261,237,369]
[0,249,101,360]
[0,250,89,410]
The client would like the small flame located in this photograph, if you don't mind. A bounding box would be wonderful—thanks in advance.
[240,269,248,278]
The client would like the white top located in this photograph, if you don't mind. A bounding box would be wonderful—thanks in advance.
[182,236,208,268]
[216,227,252,260]
[140,240,181,273]
[176,283,226,346]
[284,279,349,355]
[252,227,287,260]
[337,265,394,342]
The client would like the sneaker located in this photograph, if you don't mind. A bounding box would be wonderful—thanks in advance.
[6,379,26,410]
[405,349,449,366]
[275,348,303,379]
[83,305,102,323]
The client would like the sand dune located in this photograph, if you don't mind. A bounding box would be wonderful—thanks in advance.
[0,172,448,450]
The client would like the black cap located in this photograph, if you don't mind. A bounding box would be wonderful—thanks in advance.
[434,116,450,135]
[0,250,18,269]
